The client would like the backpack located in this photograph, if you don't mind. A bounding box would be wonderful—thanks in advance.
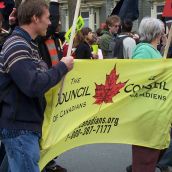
[108,35,129,59]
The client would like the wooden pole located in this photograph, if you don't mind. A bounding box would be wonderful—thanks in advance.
[163,25,172,58]
[58,0,81,102]
[67,0,81,57]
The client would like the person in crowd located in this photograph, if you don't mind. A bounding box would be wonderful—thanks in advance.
[96,22,107,37]
[155,23,172,172]
[62,41,76,58]
[132,17,164,59]
[158,17,172,58]
[57,31,66,45]
[115,19,136,58]
[96,28,104,37]
[131,31,140,44]
[91,32,103,59]
[38,1,67,172]
[0,1,73,172]
[2,0,68,171]
[99,15,121,58]
[74,27,98,59]
[37,0,68,170]
[37,0,63,68]
[126,17,165,172]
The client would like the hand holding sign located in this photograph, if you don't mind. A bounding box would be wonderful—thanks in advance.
[61,56,74,71]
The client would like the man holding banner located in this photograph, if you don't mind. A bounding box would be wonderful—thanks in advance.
[0,0,73,171]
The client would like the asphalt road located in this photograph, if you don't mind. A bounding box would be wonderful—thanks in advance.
[56,144,162,172]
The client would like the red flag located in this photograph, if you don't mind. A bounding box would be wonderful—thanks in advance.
[0,2,5,9]
[163,0,172,17]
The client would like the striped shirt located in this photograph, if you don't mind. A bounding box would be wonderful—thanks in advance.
[0,26,68,133]
[0,27,43,74]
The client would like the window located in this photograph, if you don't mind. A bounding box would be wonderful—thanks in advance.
[94,9,100,31]
[155,3,172,33]
[157,5,164,13]
[94,12,97,30]
[81,11,89,27]
[156,4,165,21]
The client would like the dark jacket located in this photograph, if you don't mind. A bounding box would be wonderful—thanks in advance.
[111,0,139,21]
[75,42,92,59]
[37,1,63,68]
[99,30,114,58]
[0,27,68,133]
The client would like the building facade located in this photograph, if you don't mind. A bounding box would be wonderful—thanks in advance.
[59,0,111,31]
[151,0,165,19]
[59,0,165,32]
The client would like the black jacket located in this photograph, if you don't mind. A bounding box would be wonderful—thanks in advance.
[75,42,92,59]
[111,0,139,21]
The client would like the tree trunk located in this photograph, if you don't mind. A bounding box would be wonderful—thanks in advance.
[68,0,77,27]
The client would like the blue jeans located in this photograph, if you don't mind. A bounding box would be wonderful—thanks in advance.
[0,154,8,172]
[0,143,6,166]
[1,131,40,172]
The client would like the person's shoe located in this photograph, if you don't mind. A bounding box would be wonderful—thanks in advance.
[46,165,67,172]
[126,165,132,172]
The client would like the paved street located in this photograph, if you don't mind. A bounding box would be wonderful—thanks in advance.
[57,144,162,172]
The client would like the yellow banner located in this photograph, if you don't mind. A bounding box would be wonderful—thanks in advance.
[39,59,172,169]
